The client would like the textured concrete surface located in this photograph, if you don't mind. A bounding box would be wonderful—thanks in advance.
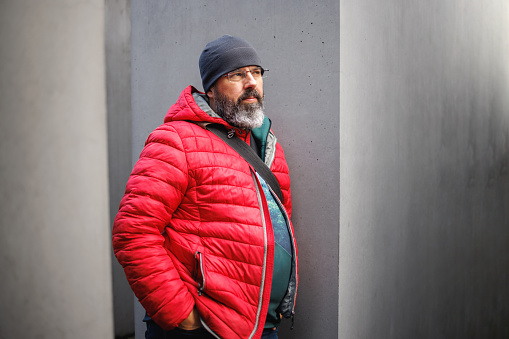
[105,0,135,337]
[340,1,509,338]
[130,1,339,338]
[0,1,114,338]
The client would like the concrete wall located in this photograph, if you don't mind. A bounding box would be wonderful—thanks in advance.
[130,1,340,338]
[105,0,135,337]
[0,1,114,338]
[340,1,509,338]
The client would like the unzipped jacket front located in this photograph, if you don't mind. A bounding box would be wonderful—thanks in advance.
[112,86,298,339]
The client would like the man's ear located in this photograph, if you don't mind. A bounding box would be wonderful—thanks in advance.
[207,87,216,111]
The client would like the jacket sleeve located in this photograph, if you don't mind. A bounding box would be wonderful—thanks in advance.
[112,124,194,330]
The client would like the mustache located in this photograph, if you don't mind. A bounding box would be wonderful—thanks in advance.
[238,89,263,103]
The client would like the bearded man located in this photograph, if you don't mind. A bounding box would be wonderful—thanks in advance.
[113,35,298,339]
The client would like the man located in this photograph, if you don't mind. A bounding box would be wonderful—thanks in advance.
[113,35,298,339]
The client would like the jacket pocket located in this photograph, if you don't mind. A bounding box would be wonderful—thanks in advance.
[194,251,206,296]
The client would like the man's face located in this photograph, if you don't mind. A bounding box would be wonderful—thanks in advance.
[207,66,265,130]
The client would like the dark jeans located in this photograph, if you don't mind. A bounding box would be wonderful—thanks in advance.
[261,327,279,339]
[145,320,215,339]
[145,320,279,339]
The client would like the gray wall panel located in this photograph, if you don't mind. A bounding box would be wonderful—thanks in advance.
[131,1,339,338]
[340,1,509,338]
[0,1,114,338]
[106,0,134,336]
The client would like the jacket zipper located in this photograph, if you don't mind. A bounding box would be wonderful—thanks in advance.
[249,169,268,339]
[194,251,205,296]
[195,252,221,339]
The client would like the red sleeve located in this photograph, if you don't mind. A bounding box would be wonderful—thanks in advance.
[112,124,194,330]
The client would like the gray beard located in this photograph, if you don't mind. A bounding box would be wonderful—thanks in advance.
[213,90,265,130]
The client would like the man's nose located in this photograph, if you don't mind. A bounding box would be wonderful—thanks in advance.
[243,71,257,89]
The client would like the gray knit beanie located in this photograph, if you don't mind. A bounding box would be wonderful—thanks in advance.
[199,35,262,93]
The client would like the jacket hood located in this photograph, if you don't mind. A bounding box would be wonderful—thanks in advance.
[164,86,230,127]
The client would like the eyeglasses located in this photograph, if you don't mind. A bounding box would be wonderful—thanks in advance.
[221,67,268,82]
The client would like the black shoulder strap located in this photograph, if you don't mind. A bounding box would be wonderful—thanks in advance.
[206,124,284,203]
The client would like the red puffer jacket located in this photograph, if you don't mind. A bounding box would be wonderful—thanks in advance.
[113,86,298,339]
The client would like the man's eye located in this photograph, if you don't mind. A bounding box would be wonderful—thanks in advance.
[252,70,262,76]
[231,72,243,77]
